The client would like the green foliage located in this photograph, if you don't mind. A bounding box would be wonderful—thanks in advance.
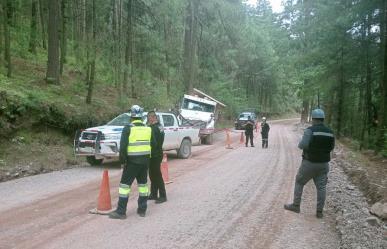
[1,0,307,141]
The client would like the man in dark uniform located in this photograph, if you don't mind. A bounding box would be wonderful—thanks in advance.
[109,105,153,219]
[244,116,255,147]
[261,117,270,148]
[147,111,167,203]
[284,109,335,218]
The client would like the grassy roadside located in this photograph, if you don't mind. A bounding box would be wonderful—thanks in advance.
[0,56,128,182]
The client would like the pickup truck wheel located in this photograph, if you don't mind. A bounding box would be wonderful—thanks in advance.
[86,156,103,166]
[178,139,191,159]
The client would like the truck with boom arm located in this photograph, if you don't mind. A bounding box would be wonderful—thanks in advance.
[178,88,226,145]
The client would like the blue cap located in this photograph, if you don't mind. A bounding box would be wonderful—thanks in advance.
[311,109,325,119]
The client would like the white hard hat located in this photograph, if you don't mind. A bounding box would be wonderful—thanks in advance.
[262,117,266,120]
[130,105,143,118]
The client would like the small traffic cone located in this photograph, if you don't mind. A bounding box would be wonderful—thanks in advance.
[161,153,173,184]
[226,129,233,149]
[240,132,245,144]
[89,169,112,215]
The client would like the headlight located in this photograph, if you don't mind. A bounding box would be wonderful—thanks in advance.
[103,133,121,140]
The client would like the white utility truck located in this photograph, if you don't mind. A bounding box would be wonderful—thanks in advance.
[74,112,200,165]
[179,88,226,145]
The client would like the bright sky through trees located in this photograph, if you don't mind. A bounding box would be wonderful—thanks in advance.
[245,0,284,13]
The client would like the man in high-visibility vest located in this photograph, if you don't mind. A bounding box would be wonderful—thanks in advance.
[109,105,153,219]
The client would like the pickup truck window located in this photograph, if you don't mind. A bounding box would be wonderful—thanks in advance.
[162,115,175,127]
[107,114,131,126]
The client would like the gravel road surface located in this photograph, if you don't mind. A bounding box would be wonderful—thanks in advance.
[0,120,340,249]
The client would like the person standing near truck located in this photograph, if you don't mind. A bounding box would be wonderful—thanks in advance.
[261,117,270,148]
[147,111,167,203]
[109,105,153,219]
[244,116,255,147]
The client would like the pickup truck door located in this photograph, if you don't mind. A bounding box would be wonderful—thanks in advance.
[161,114,179,150]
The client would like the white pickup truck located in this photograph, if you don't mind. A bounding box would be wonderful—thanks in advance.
[74,112,200,165]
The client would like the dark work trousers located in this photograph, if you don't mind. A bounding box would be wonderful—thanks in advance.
[117,158,149,214]
[149,156,166,198]
[293,160,329,212]
[261,134,268,148]
[245,132,254,146]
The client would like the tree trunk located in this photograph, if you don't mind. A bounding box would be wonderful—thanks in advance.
[60,0,67,75]
[73,0,83,64]
[365,15,373,140]
[376,0,387,151]
[29,0,38,54]
[358,75,367,149]
[300,105,309,123]
[3,0,11,77]
[0,1,3,56]
[336,45,345,138]
[183,0,200,93]
[111,0,118,89]
[46,0,60,84]
[86,0,96,104]
[123,0,132,96]
[164,16,171,96]
[38,0,47,49]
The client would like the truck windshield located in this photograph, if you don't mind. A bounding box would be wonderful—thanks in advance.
[107,114,132,126]
[182,99,215,113]
[239,113,255,119]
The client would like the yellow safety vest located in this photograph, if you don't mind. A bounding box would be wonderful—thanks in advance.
[127,120,151,156]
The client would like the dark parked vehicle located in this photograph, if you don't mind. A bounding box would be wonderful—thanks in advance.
[234,112,257,130]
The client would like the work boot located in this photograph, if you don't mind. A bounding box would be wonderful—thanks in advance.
[155,197,167,204]
[316,211,323,219]
[251,144,255,147]
[108,210,127,219]
[137,208,146,217]
[284,204,300,213]
[148,194,157,200]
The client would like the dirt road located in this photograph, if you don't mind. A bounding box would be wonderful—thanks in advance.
[0,120,340,249]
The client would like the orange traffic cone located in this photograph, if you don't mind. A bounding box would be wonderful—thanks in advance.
[240,132,245,144]
[161,153,173,184]
[89,169,112,215]
[226,129,233,149]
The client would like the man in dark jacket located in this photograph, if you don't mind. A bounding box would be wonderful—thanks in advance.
[109,105,154,219]
[147,111,167,203]
[284,109,335,218]
[244,116,255,147]
[261,117,270,148]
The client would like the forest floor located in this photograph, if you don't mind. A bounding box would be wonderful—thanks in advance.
[335,140,387,203]
[0,56,135,182]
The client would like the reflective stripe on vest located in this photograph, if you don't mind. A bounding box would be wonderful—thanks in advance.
[119,184,131,198]
[138,184,149,197]
[312,132,334,137]
[127,122,151,156]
